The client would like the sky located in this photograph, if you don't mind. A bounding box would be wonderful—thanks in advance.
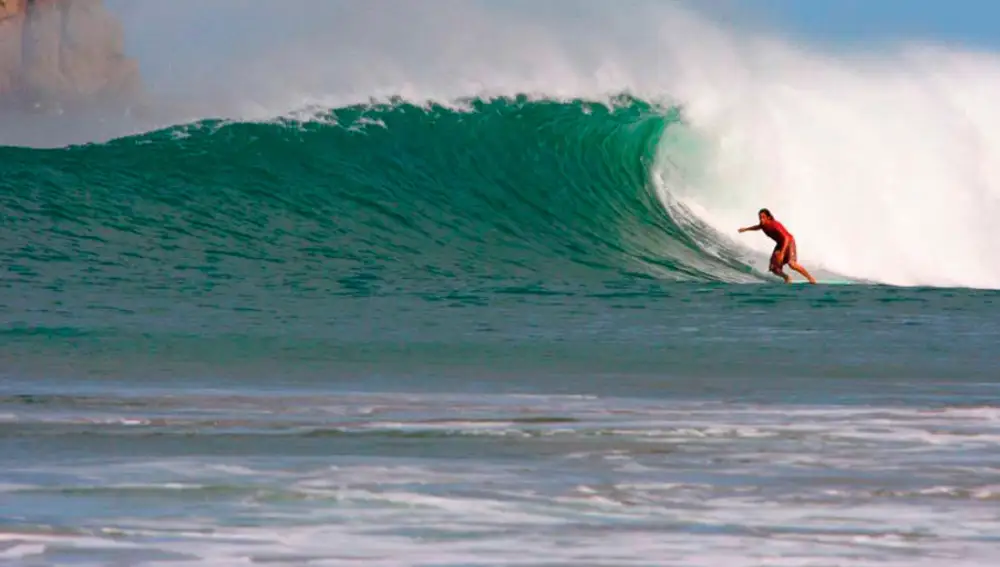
[102,0,1000,50]
[100,0,1000,78]
[96,0,1000,112]
[706,0,1000,49]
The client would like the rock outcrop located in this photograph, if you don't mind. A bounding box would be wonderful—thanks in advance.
[0,0,26,96]
[0,0,141,111]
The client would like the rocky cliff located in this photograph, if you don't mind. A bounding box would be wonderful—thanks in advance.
[0,0,141,111]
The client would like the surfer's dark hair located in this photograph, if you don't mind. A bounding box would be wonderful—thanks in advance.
[758,208,773,219]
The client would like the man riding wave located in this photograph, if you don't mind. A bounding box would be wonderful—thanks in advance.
[738,208,817,284]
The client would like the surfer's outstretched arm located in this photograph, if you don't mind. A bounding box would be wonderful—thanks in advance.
[738,224,761,233]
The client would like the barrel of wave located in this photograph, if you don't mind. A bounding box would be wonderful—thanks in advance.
[646,119,862,286]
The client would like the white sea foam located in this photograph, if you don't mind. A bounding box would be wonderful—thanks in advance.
[650,27,1000,289]
[3,391,999,565]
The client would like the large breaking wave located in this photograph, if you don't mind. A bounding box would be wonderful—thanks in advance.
[0,97,773,304]
[4,0,1000,290]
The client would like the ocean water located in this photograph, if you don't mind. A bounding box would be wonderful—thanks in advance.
[2,95,999,567]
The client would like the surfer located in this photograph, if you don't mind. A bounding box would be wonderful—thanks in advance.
[738,208,817,284]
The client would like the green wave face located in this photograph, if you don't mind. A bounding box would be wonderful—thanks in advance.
[1,96,757,302]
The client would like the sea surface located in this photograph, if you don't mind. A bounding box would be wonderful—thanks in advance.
[2,98,999,566]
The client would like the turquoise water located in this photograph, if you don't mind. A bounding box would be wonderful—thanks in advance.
[2,97,999,566]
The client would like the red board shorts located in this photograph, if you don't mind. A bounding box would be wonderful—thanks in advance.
[770,239,797,271]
